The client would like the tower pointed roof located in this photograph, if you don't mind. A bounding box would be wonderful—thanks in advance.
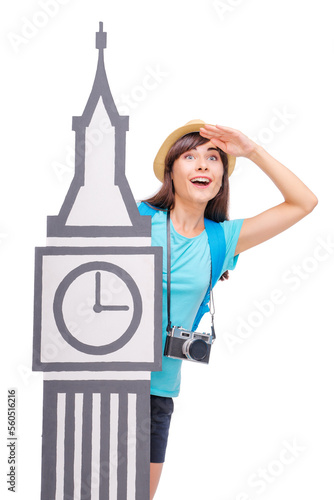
[47,23,150,238]
[73,21,122,130]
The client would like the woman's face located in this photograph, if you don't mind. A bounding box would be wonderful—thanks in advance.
[171,141,224,209]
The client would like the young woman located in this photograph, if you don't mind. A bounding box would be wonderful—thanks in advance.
[138,119,318,499]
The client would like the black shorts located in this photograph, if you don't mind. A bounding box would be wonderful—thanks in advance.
[150,395,174,463]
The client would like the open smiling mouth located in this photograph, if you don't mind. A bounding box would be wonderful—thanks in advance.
[190,177,212,187]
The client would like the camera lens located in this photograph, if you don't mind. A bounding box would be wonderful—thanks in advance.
[182,339,208,361]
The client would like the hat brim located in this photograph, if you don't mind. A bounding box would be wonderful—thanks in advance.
[153,120,236,182]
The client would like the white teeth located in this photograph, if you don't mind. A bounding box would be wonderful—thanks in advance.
[190,178,210,184]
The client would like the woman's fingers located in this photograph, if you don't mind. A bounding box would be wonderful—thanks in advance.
[199,125,220,136]
[207,137,229,154]
[201,124,237,135]
[215,124,239,133]
[199,124,255,157]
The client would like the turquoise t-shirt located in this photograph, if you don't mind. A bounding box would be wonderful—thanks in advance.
[145,208,244,398]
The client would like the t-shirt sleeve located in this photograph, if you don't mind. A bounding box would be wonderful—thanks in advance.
[220,219,244,272]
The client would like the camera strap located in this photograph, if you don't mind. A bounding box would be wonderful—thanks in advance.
[166,210,172,333]
[166,210,216,340]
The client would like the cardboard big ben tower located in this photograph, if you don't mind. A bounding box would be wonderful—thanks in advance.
[32,22,162,500]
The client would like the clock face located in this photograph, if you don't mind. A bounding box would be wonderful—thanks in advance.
[53,261,142,355]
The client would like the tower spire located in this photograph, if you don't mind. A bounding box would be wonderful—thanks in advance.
[96,21,107,51]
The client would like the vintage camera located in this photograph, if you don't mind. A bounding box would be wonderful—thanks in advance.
[164,326,215,364]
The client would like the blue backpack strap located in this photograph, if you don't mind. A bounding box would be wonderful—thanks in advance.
[137,201,160,217]
[191,218,226,330]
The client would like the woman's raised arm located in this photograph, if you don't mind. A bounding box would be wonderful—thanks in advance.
[200,124,318,256]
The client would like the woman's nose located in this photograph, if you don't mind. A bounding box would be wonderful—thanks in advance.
[196,157,208,170]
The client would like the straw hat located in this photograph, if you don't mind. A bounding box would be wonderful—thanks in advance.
[153,119,236,182]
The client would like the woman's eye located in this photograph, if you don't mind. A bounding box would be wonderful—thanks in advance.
[185,154,194,159]
[208,155,218,161]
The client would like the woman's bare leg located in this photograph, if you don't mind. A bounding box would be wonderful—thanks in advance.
[150,462,164,499]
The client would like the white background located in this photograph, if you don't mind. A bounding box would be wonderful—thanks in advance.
[1,1,333,499]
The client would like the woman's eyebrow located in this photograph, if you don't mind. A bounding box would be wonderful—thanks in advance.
[189,147,219,152]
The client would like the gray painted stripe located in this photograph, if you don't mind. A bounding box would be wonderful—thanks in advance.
[47,220,151,238]
[43,371,151,381]
[99,392,110,500]
[42,379,151,393]
[64,391,75,500]
[117,393,128,500]
[127,394,137,500]
[55,393,66,500]
[73,393,84,500]
[109,394,119,500]
[135,386,151,499]
[81,392,92,500]
[91,393,101,500]
[36,246,159,256]
[41,383,57,500]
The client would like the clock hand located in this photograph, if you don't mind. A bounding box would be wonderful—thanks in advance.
[95,271,101,307]
[93,271,130,313]
[94,304,129,313]
[98,305,129,311]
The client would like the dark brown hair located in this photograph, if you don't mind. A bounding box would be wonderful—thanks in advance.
[144,132,231,280]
